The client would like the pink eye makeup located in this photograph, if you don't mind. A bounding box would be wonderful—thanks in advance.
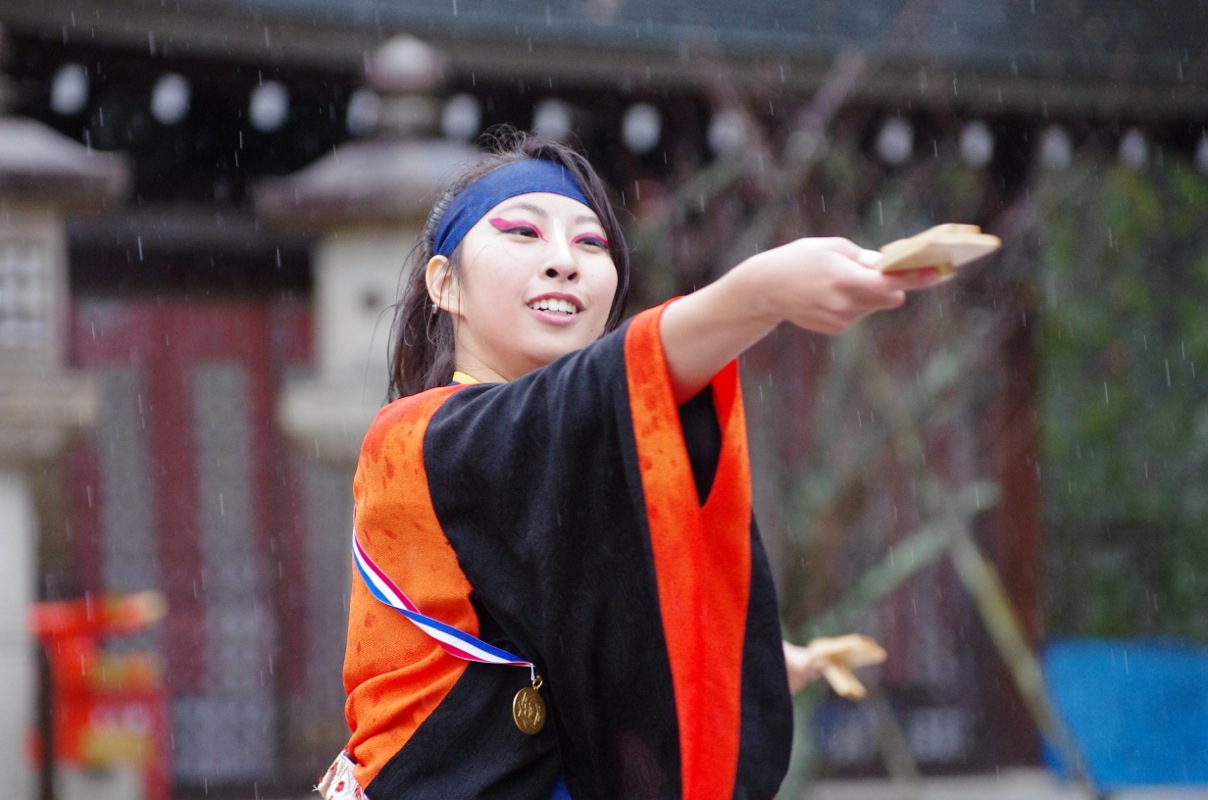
[487,214,608,249]
[573,232,609,248]
[489,217,543,239]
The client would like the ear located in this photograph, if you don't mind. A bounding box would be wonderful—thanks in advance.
[425,255,460,314]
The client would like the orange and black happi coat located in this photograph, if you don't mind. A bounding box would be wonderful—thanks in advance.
[342,303,792,799]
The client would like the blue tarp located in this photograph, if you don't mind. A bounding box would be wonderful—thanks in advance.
[1043,638,1208,791]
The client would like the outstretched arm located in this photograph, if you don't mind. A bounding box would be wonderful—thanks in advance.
[659,238,940,403]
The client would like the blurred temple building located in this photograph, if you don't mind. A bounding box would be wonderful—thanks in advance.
[0,2,1204,798]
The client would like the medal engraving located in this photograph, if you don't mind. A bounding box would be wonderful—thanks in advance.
[512,679,546,735]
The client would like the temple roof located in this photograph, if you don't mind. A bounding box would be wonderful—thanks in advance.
[2,0,1204,114]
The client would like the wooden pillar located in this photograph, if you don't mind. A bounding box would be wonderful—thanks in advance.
[0,33,128,798]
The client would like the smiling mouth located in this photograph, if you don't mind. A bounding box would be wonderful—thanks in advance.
[527,298,581,316]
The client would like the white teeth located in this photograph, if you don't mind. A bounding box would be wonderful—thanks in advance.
[529,298,579,315]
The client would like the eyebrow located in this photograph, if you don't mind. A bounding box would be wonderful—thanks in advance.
[498,200,601,228]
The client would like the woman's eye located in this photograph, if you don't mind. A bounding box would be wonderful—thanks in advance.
[575,234,609,249]
[488,218,542,239]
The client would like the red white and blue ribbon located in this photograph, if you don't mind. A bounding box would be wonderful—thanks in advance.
[352,530,538,682]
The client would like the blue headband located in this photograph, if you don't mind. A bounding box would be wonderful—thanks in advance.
[433,159,592,258]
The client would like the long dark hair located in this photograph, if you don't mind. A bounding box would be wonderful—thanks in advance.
[387,129,631,399]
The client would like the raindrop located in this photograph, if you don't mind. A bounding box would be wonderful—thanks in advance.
[440,93,481,141]
[345,87,382,136]
[959,120,994,168]
[50,63,89,116]
[1039,125,1072,171]
[1117,128,1147,170]
[249,81,289,133]
[532,98,573,140]
[151,73,191,125]
[621,103,660,154]
[875,117,913,165]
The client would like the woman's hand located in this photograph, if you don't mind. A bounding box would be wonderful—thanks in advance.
[736,237,939,335]
[783,635,888,699]
[783,640,822,695]
[660,237,942,403]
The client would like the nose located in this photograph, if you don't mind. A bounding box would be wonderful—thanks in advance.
[543,238,579,281]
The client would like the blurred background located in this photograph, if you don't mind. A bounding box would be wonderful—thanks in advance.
[0,1,1205,799]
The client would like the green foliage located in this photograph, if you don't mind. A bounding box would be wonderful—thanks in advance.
[1036,155,1208,640]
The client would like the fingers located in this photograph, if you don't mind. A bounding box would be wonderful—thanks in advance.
[855,248,884,269]
[801,237,880,269]
[881,266,944,291]
[802,237,878,268]
[812,238,943,289]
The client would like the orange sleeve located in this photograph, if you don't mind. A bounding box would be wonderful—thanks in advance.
[342,386,477,788]
[624,302,753,800]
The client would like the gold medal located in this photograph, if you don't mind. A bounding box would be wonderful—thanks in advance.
[512,675,546,735]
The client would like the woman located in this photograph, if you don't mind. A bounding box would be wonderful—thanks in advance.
[320,131,938,800]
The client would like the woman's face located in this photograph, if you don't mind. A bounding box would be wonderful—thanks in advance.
[435,191,618,382]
